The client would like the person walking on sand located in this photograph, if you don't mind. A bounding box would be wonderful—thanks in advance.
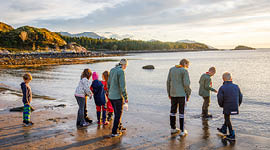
[217,72,242,140]
[21,73,34,126]
[167,59,191,137]
[108,58,128,137]
[75,69,93,127]
[91,72,109,125]
[199,67,217,118]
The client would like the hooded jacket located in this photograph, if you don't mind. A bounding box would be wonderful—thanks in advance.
[91,80,106,106]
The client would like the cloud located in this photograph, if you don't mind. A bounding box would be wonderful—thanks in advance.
[0,0,270,48]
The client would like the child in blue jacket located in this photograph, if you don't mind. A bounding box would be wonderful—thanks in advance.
[91,72,109,125]
[217,72,242,140]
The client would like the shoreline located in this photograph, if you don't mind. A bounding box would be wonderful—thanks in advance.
[0,87,269,149]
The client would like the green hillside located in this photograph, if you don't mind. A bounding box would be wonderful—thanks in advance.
[0,22,66,51]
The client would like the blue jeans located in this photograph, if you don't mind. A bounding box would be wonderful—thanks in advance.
[111,98,123,134]
[75,96,87,126]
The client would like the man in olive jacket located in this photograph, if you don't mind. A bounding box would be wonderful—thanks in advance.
[199,67,217,118]
[167,59,191,136]
[108,58,128,137]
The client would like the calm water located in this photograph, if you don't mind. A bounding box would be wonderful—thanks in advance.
[0,50,270,138]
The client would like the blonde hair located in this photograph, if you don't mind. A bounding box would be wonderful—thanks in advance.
[23,73,32,81]
[223,72,232,81]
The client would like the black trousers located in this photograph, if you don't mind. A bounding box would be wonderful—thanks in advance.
[111,98,123,134]
[170,97,185,130]
[224,114,233,131]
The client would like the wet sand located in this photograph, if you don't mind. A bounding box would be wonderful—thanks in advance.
[0,88,269,150]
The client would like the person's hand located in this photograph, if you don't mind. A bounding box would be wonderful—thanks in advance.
[186,95,190,102]
[214,90,218,93]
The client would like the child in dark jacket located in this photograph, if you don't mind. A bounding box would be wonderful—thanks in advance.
[91,72,109,125]
[217,72,242,140]
[21,73,34,126]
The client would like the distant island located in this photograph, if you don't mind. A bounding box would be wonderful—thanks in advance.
[0,22,216,53]
[234,45,256,50]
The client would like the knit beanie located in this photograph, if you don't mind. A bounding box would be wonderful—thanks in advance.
[92,72,99,80]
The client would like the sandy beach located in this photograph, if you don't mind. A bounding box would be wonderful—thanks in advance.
[1,86,269,150]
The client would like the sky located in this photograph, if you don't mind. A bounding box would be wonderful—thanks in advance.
[0,0,270,49]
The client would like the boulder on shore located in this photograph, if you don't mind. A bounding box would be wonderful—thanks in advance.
[10,106,35,112]
[234,45,256,50]
[142,65,155,69]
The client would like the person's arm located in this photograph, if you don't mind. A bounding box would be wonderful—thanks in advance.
[183,70,191,97]
[167,69,171,99]
[238,86,243,106]
[83,79,92,96]
[107,72,111,92]
[119,70,128,102]
[217,87,224,107]
[204,78,217,92]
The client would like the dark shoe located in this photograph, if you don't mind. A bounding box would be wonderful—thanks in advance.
[111,132,122,137]
[24,121,34,127]
[225,130,235,140]
[80,122,90,127]
[217,124,227,135]
[85,117,93,124]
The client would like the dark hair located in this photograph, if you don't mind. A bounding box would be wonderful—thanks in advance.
[180,59,189,66]
[102,71,109,82]
[81,69,92,80]
[23,73,32,81]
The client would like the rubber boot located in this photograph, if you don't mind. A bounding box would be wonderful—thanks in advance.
[179,118,184,132]
[170,116,176,129]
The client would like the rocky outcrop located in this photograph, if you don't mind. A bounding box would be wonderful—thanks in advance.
[142,65,155,69]
[234,45,256,50]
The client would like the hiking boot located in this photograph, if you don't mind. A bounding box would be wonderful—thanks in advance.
[85,117,93,124]
[171,128,180,134]
[179,129,188,137]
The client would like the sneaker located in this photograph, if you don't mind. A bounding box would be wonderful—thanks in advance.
[225,130,235,140]
[179,130,188,137]
[103,121,109,125]
[23,121,34,127]
[111,132,122,137]
[171,128,180,134]
[80,122,90,127]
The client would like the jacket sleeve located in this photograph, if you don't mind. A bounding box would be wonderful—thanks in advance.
[238,86,243,106]
[83,79,92,96]
[119,70,128,100]
[21,84,28,104]
[204,78,216,92]
[166,69,171,97]
[217,87,224,107]
[108,72,111,92]
[183,70,191,96]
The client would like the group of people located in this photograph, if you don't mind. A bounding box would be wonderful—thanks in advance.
[167,58,242,140]
[20,58,242,140]
[74,58,128,137]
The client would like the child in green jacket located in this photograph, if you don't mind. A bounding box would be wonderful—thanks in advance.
[199,67,217,118]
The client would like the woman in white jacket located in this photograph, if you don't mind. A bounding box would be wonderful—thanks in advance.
[75,69,93,127]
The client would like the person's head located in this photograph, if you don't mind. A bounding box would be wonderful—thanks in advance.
[23,73,32,83]
[102,71,109,82]
[208,67,216,76]
[179,59,190,68]
[119,58,128,70]
[222,72,232,81]
[81,68,92,80]
[92,72,99,80]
